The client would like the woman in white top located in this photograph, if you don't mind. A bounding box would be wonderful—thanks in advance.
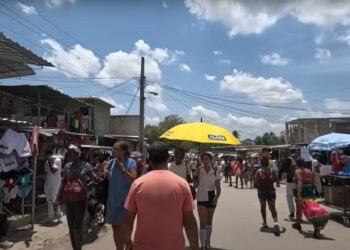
[194,153,221,250]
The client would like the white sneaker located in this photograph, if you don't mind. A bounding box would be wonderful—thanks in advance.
[0,240,14,249]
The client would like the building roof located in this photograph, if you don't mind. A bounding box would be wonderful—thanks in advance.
[77,97,115,108]
[0,33,53,79]
[0,85,92,108]
[286,117,350,124]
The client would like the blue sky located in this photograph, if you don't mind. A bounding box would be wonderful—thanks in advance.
[1,0,350,138]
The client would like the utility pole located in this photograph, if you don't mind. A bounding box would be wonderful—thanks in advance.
[139,57,145,161]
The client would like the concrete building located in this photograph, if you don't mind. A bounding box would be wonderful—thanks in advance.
[110,115,140,136]
[78,97,115,136]
[285,117,350,144]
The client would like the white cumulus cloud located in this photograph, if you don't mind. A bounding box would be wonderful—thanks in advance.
[220,69,305,104]
[205,74,216,81]
[41,38,101,78]
[315,48,331,59]
[325,99,350,110]
[213,50,223,56]
[44,0,75,8]
[145,83,168,113]
[97,40,184,86]
[162,1,167,9]
[97,51,161,86]
[185,0,350,36]
[17,2,37,15]
[188,105,283,138]
[219,59,231,64]
[338,31,350,45]
[145,116,161,125]
[98,97,126,115]
[179,63,191,72]
[261,53,289,66]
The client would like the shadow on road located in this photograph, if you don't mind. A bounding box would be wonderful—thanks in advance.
[8,228,37,247]
[299,230,335,241]
[260,226,287,236]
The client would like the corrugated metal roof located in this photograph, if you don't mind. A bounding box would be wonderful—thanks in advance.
[0,32,53,79]
[78,97,115,108]
[0,85,92,108]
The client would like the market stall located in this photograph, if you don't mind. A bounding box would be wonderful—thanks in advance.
[309,133,350,226]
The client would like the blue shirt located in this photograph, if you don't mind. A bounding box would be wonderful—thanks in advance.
[105,157,136,224]
[343,164,350,173]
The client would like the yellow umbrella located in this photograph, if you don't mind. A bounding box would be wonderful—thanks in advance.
[160,122,240,145]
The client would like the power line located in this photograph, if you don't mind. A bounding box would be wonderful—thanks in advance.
[0,3,129,80]
[153,82,350,115]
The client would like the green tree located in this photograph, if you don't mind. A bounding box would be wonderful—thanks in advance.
[144,125,161,145]
[232,130,239,139]
[241,138,253,145]
[144,114,188,149]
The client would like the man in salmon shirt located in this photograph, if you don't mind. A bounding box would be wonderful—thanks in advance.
[124,142,199,250]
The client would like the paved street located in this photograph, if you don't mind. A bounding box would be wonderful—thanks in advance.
[70,182,349,250]
[17,181,349,250]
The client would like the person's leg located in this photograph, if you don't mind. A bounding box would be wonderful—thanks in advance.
[235,175,238,188]
[259,198,267,226]
[112,224,126,250]
[45,185,55,221]
[72,201,87,250]
[65,202,76,249]
[286,183,295,218]
[292,199,302,231]
[207,207,216,247]
[197,205,208,248]
[267,199,278,223]
[267,198,280,236]
[240,175,244,189]
[229,174,232,187]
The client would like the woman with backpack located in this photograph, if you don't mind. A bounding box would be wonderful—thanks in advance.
[193,153,221,250]
[105,141,137,250]
[59,145,95,250]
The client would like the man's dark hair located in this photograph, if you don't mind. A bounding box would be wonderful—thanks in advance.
[296,158,305,168]
[261,156,269,167]
[174,147,185,155]
[148,142,170,166]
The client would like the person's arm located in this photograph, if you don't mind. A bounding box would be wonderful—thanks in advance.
[124,210,136,243]
[182,182,199,250]
[115,158,137,183]
[213,179,221,204]
[49,158,61,174]
[295,170,303,200]
[254,170,260,188]
[183,210,199,250]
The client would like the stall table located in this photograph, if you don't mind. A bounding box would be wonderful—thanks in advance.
[328,175,350,226]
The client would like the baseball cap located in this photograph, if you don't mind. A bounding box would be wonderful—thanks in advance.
[68,144,81,157]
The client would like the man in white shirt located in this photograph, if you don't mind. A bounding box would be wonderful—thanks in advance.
[44,151,63,223]
[169,148,192,180]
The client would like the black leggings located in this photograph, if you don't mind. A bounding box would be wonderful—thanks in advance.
[66,201,86,250]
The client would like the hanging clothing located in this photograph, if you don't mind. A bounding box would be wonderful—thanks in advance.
[0,129,31,157]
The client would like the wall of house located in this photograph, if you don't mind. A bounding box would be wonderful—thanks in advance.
[110,115,139,136]
[286,118,350,144]
[93,102,111,136]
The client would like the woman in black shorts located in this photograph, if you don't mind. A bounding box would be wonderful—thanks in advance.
[254,156,280,236]
[194,153,221,250]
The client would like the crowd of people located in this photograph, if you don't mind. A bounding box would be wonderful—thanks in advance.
[36,141,350,250]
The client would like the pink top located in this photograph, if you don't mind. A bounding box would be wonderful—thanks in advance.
[124,170,194,250]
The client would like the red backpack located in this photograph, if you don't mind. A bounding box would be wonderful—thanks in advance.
[61,163,87,202]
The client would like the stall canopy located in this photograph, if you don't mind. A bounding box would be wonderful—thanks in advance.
[0,85,92,108]
[0,32,53,78]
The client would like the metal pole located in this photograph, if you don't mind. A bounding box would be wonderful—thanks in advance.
[139,57,145,161]
[31,154,37,230]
